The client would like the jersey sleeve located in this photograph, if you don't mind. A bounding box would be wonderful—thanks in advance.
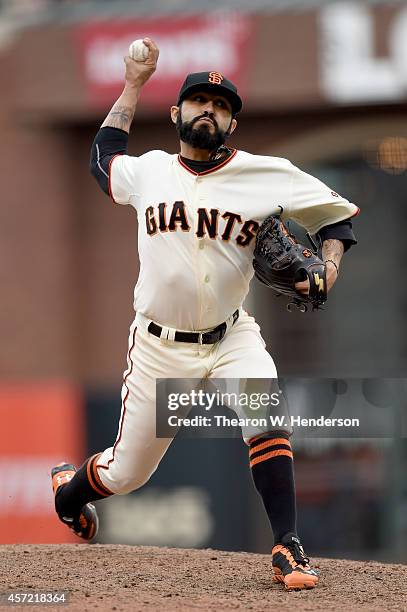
[109,154,141,206]
[286,164,360,234]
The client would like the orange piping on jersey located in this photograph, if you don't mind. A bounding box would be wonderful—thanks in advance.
[177,149,237,176]
[351,206,361,217]
[108,154,124,204]
[98,326,138,471]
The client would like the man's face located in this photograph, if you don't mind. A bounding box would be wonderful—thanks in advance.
[171,91,237,151]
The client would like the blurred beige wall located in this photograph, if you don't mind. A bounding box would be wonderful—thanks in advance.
[1,5,406,384]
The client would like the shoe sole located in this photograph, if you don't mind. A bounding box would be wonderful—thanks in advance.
[273,568,318,590]
[78,504,99,541]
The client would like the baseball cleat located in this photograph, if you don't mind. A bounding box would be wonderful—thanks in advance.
[272,532,319,590]
[51,462,99,542]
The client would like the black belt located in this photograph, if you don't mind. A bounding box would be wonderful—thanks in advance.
[148,310,239,344]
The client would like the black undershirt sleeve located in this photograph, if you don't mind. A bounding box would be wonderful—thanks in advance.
[90,127,129,195]
[316,219,357,252]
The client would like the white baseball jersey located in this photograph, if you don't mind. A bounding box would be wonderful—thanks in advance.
[109,149,359,331]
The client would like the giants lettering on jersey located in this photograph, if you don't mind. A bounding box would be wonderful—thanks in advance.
[145,201,259,247]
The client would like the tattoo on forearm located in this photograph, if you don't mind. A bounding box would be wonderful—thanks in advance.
[102,105,135,131]
[322,239,344,265]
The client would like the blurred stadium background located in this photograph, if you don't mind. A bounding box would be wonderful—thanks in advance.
[0,0,406,562]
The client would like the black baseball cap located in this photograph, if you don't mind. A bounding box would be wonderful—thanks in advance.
[177,71,243,115]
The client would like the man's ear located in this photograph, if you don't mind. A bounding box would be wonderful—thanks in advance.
[226,117,237,137]
[170,105,179,124]
[229,118,237,134]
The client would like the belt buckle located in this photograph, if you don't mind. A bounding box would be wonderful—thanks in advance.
[198,332,203,345]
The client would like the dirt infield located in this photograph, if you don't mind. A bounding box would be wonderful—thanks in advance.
[1,544,406,611]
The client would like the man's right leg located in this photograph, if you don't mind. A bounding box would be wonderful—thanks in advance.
[52,318,183,539]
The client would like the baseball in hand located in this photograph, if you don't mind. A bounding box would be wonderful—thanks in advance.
[129,39,149,62]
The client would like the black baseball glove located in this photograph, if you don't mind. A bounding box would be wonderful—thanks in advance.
[253,214,327,312]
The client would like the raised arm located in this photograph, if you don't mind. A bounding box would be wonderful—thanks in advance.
[90,38,159,195]
[101,38,159,132]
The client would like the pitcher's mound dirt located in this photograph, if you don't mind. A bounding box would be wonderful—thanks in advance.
[2,544,406,611]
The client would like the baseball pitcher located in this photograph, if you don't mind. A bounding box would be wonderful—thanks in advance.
[51,38,358,590]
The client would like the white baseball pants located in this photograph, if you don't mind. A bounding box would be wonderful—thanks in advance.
[96,309,278,495]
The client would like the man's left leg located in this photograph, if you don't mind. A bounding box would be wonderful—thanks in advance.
[209,310,318,590]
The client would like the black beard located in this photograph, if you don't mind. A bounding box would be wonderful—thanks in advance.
[176,110,229,151]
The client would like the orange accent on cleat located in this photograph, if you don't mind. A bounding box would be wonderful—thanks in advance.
[273,566,318,590]
[79,514,88,529]
[271,533,319,590]
[51,468,75,495]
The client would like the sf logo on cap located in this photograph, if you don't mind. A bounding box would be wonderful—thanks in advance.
[208,72,224,85]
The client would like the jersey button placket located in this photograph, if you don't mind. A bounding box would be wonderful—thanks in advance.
[198,187,206,251]
[195,176,206,329]
[199,184,209,253]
